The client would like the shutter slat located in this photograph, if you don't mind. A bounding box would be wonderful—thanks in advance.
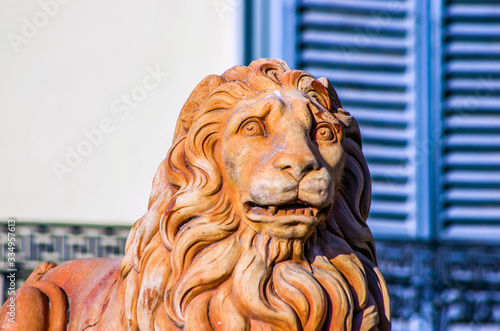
[446,96,500,111]
[302,49,408,69]
[447,24,500,37]
[444,116,500,130]
[447,5,500,19]
[447,42,500,56]
[301,31,409,52]
[349,109,410,126]
[445,170,500,187]
[369,164,410,179]
[445,189,500,203]
[302,12,408,33]
[447,78,500,91]
[301,0,410,14]
[444,207,500,223]
[303,68,408,90]
[336,89,409,106]
[445,134,500,149]
[369,202,409,220]
[362,129,409,146]
[363,145,410,162]
[445,152,500,167]
[446,61,500,74]
[372,183,411,200]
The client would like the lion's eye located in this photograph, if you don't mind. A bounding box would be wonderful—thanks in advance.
[314,125,336,142]
[241,120,265,137]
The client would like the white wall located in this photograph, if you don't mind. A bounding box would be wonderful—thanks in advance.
[0,0,243,225]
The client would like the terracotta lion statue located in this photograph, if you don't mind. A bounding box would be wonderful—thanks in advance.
[1,59,390,330]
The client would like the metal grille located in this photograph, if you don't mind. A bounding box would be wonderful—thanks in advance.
[0,222,129,302]
[376,241,500,330]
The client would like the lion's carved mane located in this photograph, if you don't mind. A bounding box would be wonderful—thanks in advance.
[119,59,390,331]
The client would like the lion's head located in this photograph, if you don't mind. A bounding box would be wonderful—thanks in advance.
[119,59,390,330]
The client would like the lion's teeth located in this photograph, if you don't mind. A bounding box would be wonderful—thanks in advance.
[296,208,305,215]
[278,209,286,215]
[305,208,312,216]
[269,206,277,215]
[313,208,319,217]
[287,209,294,215]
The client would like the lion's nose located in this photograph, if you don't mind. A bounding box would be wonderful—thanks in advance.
[274,150,320,182]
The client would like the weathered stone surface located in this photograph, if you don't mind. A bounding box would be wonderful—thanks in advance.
[0,59,390,330]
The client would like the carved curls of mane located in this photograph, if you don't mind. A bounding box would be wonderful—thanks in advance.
[119,59,390,330]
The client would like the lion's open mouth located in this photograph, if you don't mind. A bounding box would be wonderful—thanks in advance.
[244,201,321,217]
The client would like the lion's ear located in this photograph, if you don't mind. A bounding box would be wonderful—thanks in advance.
[317,77,342,110]
[174,75,226,141]
[222,65,251,81]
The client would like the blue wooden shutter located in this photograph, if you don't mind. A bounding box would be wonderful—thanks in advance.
[296,0,420,238]
[439,0,500,240]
